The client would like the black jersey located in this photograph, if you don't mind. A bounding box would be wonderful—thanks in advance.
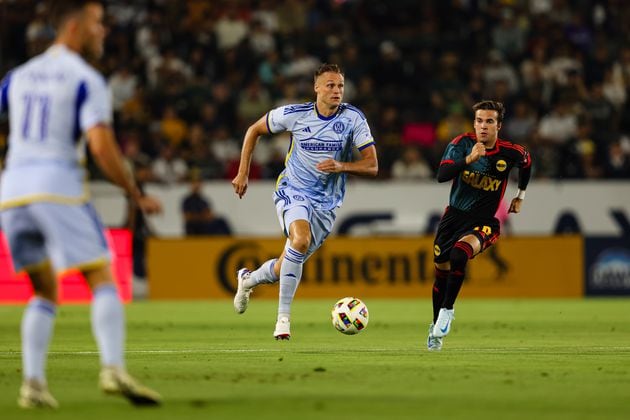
[437,133,532,218]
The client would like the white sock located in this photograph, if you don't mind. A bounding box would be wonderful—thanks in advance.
[278,246,305,316]
[245,258,279,288]
[91,284,125,368]
[21,297,56,382]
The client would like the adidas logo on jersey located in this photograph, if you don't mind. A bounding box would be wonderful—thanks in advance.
[301,127,311,133]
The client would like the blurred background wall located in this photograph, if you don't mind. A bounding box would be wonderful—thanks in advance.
[1,0,629,299]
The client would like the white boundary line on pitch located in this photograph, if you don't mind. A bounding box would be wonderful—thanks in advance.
[1,346,630,356]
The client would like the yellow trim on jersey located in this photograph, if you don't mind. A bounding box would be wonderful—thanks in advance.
[57,257,108,277]
[356,138,375,149]
[284,134,295,166]
[275,174,286,191]
[0,170,91,210]
[19,259,52,275]
[0,193,90,210]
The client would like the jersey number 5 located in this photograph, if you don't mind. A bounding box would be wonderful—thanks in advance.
[22,93,51,141]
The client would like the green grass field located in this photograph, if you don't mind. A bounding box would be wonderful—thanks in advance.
[0,298,629,420]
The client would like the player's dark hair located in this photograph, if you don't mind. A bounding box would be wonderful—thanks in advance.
[472,100,505,123]
[314,63,344,80]
[50,0,102,29]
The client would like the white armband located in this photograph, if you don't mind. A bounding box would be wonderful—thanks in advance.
[516,189,526,200]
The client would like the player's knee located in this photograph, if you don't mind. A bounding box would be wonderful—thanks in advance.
[290,234,310,254]
[450,242,473,271]
[29,270,58,302]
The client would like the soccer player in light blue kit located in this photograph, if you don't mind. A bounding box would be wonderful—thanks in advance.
[232,64,378,339]
[0,1,161,408]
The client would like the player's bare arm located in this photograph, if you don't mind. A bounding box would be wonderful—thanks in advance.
[87,124,162,214]
[232,114,270,199]
[316,145,378,176]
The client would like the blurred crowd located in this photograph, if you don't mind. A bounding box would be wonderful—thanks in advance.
[2,0,630,181]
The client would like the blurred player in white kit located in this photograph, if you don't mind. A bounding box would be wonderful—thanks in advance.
[0,0,162,408]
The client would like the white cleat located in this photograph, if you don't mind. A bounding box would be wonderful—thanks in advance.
[18,379,58,409]
[234,268,253,314]
[432,308,455,338]
[427,323,443,351]
[99,367,162,406]
[273,316,291,340]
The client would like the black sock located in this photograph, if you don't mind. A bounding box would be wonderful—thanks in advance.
[442,242,473,309]
[432,267,449,323]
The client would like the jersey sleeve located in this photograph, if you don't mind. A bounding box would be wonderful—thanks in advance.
[436,137,469,182]
[0,71,12,114]
[266,105,296,134]
[440,140,467,164]
[513,143,532,190]
[352,116,375,151]
[80,72,112,132]
[515,144,532,169]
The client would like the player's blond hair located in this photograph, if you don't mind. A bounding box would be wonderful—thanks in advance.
[314,64,344,80]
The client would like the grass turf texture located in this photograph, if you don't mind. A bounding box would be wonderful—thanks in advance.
[0,298,628,420]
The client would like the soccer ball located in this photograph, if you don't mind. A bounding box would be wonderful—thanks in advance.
[331,297,369,335]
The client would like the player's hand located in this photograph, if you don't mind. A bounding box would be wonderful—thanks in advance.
[508,197,522,214]
[232,173,249,198]
[317,159,344,173]
[138,195,162,215]
[468,142,486,163]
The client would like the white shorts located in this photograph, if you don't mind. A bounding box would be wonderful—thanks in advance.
[274,186,336,260]
[1,202,110,273]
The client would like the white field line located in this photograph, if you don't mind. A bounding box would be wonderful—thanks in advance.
[0,346,630,356]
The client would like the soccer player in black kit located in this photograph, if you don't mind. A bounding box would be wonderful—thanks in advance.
[427,100,532,351]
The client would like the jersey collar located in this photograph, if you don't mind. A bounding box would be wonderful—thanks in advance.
[314,103,340,121]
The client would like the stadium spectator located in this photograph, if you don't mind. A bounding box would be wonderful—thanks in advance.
[159,105,188,147]
[108,65,137,112]
[152,143,189,184]
[603,139,630,179]
[2,0,630,181]
[181,173,232,236]
[390,146,433,180]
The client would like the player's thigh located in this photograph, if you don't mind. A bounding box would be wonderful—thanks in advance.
[433,211,463,264]
[0,206,48,271]
[29,202,110,272]
[274,187,312,236]
[304,209,335,260]
[467,220,500,254]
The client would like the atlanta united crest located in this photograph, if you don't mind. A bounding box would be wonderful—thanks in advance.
[333,121,345,133]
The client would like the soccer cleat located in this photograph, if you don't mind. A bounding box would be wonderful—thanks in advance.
[432,308,455,338]
[427,323,443,351]
[99,367,162,406]
[18,379,59,409]
[233,268,253,314]
[273,316,291,340]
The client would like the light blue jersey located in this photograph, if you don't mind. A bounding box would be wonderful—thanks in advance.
[0,44,112,209]
[0,44,112,272]
[267,102,375,211]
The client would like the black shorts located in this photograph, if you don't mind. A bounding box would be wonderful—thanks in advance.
[433,206,500,263]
